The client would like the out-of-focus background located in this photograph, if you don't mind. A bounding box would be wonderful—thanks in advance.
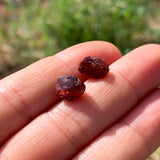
[0,0,160,78]
[0,0,159,159]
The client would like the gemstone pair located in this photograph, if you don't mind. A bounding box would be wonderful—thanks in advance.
[56,56,109,101]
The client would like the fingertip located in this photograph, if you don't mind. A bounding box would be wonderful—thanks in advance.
[57,41,122,66]
[130,43,160,58]
[110,43,160,98]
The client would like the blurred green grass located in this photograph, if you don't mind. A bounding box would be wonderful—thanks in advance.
[0,0,160,159]
[0,0,160,78]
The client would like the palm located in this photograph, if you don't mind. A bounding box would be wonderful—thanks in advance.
[0,41,159,160]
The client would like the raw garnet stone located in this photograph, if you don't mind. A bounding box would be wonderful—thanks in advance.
[78,56,109,79]
[56,75,85,101]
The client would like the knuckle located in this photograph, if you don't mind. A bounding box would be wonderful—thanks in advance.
[0,78,32,121]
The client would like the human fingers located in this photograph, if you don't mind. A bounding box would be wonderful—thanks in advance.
[74,89,160,160]
[0,41,121,146]
[0,44,159,160]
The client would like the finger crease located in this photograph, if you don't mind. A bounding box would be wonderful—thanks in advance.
[111,68,140,101]
[0,79,33,122]
[47,112,80,151]
[58,107,91,142]
[119,120,151,154]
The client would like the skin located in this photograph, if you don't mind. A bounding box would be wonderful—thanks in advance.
[0,41,159,160]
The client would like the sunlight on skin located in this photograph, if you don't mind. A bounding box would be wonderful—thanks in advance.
[0,43,159,160]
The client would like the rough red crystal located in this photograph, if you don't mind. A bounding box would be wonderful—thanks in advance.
[56,75,85,101]
[78,56,109,79]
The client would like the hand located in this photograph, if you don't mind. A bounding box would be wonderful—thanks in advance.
[0,41,159,160]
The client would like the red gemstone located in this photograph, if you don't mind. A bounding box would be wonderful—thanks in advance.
[78,56,109,79]
[56,75,85,101]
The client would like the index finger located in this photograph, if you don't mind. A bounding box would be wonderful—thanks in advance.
[0,41,121,145]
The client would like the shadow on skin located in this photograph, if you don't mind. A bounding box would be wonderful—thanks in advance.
[63,71,116,116]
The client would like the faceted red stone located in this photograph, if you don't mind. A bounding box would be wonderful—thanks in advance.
[78,56,109,79]
[56,75,85,101]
